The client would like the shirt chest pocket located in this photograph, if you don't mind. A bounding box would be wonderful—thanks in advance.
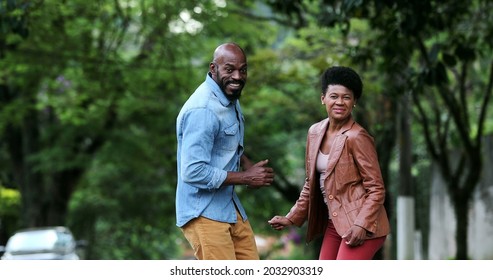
[218,123,240,151]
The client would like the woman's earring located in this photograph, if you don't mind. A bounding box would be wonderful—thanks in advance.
[322,102,325,105]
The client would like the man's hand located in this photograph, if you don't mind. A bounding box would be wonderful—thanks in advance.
[242,159,274,188]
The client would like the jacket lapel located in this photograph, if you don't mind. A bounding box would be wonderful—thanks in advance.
[326,118,355,175]
[307,119,328,176]
[326,134,347,175]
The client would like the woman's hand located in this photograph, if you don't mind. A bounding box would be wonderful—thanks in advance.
[341,225,367,247]
[268,216,293,231]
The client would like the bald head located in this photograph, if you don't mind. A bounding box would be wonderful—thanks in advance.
[209,43,248,100]
[212,43,246,64]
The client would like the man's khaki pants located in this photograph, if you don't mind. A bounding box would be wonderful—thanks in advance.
[181,212,259,260]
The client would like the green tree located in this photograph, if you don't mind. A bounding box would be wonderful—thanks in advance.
[258,0,493,259]
[361,0,493,260]
[236,1,398,259]
[0,0,285,259]
[0,186,21,244]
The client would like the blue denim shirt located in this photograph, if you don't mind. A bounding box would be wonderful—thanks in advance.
[175,73,247,227]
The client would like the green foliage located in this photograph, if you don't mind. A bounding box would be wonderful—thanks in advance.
[0,186,21,243]
[0,186,20,216]
[69,186,184,259]
[32,0,283,259]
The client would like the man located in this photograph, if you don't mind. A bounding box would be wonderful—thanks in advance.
[175,43,275,260]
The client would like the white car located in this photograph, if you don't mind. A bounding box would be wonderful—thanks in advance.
[0,226,85,260]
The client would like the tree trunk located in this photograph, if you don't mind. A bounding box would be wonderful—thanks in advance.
[7,101,80,228]
[452,190,470,260]
[12,109,44,227]
[448,149,482,259]
[397,92,415,259]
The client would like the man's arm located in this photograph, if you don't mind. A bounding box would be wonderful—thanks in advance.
[224,158,274,188]
[240,154,254,170]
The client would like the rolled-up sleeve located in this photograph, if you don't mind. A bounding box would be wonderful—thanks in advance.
[180,108,227,189]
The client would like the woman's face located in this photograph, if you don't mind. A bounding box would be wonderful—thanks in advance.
[321,84,356,122]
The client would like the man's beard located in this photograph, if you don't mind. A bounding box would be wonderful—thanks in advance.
[216,70,243,100]
[225,87,242,100]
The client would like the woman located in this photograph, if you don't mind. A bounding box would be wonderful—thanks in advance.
[269,66,390,260]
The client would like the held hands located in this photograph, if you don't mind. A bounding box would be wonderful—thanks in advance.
[268,216,292,231]
[243,159,274,188]
[341,225,367,247]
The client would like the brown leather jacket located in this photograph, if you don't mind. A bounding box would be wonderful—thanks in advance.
[286,117,390,243]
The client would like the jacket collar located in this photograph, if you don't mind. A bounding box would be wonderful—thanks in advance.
[307,116,356,176]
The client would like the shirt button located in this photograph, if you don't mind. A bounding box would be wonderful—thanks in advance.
[332,212,338,217]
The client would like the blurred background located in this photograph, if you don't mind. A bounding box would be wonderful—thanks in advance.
[0,0,492,260]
